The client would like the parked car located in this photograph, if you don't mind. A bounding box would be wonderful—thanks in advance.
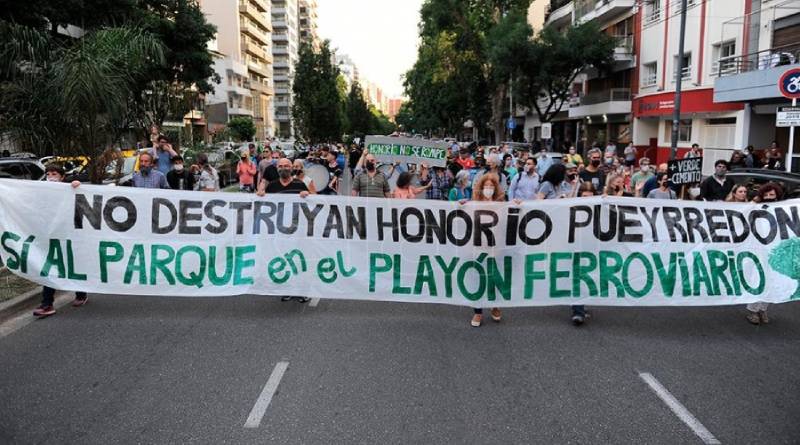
[726,168,800,200]
[40,156,90,177]
[0,158,46,180]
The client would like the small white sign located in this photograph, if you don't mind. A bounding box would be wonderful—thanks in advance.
[541,123,552,139]
[776,106,800,127]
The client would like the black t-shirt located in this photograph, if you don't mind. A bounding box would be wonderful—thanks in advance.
[166,169,195,191]
[265,178,308,194]
[579,168,606,191]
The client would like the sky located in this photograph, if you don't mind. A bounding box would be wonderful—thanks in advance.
[317,0,424,98]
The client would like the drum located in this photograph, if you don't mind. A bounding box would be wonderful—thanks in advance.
[305,163,330,191]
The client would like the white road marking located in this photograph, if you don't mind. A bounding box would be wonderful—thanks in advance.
[309,298,320,307]
[244,361,289,429]
[639,372,721,445]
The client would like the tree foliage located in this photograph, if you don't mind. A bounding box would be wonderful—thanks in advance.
[0,22,165,157]
[227,116,257,142]
[292,41,344,143]
[513,22,617,123]
[345,81,372,138]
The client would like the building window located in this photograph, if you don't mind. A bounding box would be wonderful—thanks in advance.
[713,41,737,75]
[673,53,692,82]
[646,0,661,24]
[665,120,693,143]
[642,62,658,87]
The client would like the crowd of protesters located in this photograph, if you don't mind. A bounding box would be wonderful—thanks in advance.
[33,135,793,327]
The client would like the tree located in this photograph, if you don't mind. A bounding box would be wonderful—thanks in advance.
[292,41,344,143]
[0,22,165,158]
[227,116,256,142]
[395,102,416,134]
[369,106,397,135]
[346,81,372,137]
[513,22,616,123]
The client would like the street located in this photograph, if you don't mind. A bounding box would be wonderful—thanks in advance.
[1,295,798,444]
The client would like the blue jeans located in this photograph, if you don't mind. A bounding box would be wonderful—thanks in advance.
[41,286,86,306]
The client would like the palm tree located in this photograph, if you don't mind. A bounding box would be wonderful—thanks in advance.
[0,22,165,159]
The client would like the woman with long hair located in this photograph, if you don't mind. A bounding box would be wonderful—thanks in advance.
[466,173,505,327]
[393,171,430,199]
[536,163,578,200]
[646,172,677,199]
[604,173,632,197]
[725,184,748,202]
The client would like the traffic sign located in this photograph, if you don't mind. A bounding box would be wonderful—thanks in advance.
[667,157,703,186]
[506,118,516,130]
[776,106,800,127]
[778,68,800,99]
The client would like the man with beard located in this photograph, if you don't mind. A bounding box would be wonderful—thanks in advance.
[700,160,734,201]
[352,151,391,198]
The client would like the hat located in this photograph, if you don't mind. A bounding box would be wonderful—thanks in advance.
[564,162,577,169]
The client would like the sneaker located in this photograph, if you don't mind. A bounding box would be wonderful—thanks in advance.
[490,308,502,322]
[759,310,770,324]
[470,314,482,327]
[746,312,761,325]
[295,297,310,304]
[72,296,88,307]
[280,296,292,302]
[33,305,56,318]
[571,314,585,326]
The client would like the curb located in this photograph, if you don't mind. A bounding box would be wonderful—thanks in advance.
[0,286,42,321]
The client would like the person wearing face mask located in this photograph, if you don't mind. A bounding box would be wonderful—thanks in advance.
[455,148,475,169]
[699,160,734,201]
[537,163,578,200]
[463,173,504,327]
[132,152,170,189]
[154,135,178,175]
[578,148,605,191]
[192,153,220,192]
[166,155,195,191]
[257,150,281,187]
[725,184,748,202]
[237,150,257,193]
[623,143,637,167]
[646,172,677,199]
[292,159,317,194]
[509,157,540,201]
[745,182,784,325]
[502,153,518,182]
[34,165,87,318]
[630,157,654,194]
[352,151,391,198]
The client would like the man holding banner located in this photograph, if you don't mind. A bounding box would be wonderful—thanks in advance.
[352,151,391,198]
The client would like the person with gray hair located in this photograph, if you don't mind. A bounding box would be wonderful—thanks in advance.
[448,169,472,202]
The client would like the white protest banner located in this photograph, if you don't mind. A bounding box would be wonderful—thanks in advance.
[365,135,449,167]
[1,179,799,307]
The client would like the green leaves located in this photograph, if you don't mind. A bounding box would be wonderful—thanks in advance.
[227,117,257,142]
[292,41,345,143]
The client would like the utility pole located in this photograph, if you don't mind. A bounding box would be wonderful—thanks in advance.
[670,0,689,160]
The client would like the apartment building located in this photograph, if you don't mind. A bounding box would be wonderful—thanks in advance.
[272,0,300,139]
[713,0,800,172]
[299,0,320,50]
[200,0,275,139]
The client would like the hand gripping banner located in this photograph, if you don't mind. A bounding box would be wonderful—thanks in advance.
[1,179,799,307]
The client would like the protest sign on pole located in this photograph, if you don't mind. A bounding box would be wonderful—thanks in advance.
[364,136,449,167]
[1,180,799,307]
[667,157,703,186]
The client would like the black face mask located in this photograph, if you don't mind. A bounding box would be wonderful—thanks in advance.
[590,159,601,167]
[567,173,577,181]
[292,169,302,176]
[365,161,376,171]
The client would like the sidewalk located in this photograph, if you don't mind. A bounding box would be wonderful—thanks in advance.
[0,267,38,304]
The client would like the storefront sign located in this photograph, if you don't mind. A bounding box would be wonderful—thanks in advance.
[633,89,743,118]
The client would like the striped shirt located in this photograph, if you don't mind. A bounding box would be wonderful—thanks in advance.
[352,171,390,198]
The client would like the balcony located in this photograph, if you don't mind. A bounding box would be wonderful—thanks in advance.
[239,1,271,30]
[273,45,289,55]
[250,80,274,96]
[242,41,268,60]
[247,60,270,77]
[568,88,631,118]
[545,0,573,27]
[714,44,800,103]
[241,21,271,43]
[272,32,289,43]
[575,0,635,23]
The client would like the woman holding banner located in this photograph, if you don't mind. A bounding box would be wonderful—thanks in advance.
[745,183,784,325]
[464,173,504,327]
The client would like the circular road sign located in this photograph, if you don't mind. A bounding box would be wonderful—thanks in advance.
[778,67,800,99]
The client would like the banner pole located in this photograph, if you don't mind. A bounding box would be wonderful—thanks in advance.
[788,97,796,173]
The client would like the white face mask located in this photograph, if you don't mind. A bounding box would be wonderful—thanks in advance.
[482,188,495,199]
[688,187,701,198]
[46,176,61,182]
[173,164,184,172]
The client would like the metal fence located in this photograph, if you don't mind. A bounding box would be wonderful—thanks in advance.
[713,43,800,77]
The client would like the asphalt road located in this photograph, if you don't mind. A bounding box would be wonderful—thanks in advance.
[0,294,798,444]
